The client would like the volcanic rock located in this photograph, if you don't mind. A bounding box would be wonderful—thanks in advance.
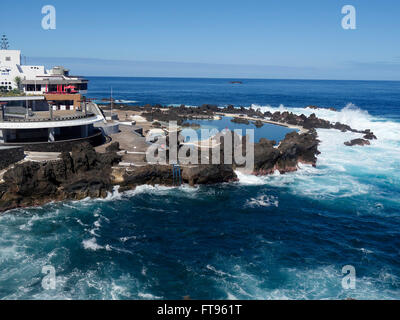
[344,139,371,146]
[231,117,250,125]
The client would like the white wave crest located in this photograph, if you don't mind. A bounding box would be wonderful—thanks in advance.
[82,237,103,251]
[245,195,279,208]
[240,103,400,202]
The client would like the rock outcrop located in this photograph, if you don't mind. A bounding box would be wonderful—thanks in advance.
[344,139,371,147]
[363,130,377,140]
[253,120,264,128]
[0,142,121,212]
[231,117,250,125]
[252,130,320,174]
[118,164,237,190]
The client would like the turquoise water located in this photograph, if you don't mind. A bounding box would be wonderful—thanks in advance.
[0,78,400,300]
[182,116,297,143]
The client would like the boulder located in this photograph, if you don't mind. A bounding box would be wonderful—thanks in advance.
[231,117,250,125]
[344,139,371,146]
[105,141,120,152]
[253,120,264,128]
[363,132,377,140]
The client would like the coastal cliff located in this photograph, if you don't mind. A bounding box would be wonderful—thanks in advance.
[0,129,320,213]
[0,143,121,212]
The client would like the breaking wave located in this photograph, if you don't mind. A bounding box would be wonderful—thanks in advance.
[234,103,400,205]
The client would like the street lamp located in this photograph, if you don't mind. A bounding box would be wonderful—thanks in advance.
[78,97,95,116]
[0,102,7,121]
[101,94,115,121]
[46,100,56,120]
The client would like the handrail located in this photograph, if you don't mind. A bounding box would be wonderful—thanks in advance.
[0,113,96,122]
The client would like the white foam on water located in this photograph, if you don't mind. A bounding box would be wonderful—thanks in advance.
[115,100,139,104]
[82,237,103,251]
[235,170,268,186]
[236,104,400,202]
[213,262,400,300]
[138,292,163,300]
[245,195,279,208]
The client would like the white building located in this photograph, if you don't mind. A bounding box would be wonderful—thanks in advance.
[0,49,88,96]
[0,41,106,149]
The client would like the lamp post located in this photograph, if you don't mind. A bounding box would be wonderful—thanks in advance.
[0,102,7,121]
[101,95,115,121]
[78,97,95,116]
[47,100,56,120]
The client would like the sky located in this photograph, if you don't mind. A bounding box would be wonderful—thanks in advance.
[1,0,400,80]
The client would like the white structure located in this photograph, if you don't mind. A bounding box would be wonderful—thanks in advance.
[0,96,105,144]
[0,49,87,95]
[0,38,105,147]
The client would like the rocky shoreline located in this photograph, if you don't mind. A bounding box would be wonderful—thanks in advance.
[0,104,377,213]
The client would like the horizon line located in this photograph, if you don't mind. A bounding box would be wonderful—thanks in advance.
[84,75,400,82]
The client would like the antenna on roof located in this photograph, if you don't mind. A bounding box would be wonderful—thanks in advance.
[1,35,9,50]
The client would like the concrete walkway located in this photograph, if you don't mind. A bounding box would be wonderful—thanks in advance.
[216,112,308,134]
[24,152,61,162]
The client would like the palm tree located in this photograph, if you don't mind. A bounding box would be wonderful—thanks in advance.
[14,76,22,90]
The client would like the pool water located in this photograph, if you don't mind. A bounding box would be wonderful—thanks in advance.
[181,116,297,143]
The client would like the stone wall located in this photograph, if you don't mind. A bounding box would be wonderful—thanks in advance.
[0,146,25,170]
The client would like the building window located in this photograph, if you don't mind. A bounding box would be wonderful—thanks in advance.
[5,57,11,61]
[26,84,42,91]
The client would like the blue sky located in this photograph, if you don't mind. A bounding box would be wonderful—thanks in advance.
[1,0,400,79]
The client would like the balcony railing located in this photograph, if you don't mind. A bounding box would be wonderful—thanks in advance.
[1,112,95,122]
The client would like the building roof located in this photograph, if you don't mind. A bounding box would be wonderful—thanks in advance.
[21,78,88,85]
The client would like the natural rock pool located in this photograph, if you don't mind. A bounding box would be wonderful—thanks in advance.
[181,116,297,143]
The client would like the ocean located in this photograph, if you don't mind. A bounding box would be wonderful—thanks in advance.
[0,77,399,300]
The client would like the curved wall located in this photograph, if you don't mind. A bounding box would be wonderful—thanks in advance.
[0,130,105,152]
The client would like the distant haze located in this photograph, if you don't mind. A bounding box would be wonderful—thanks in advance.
[27,56,400,81]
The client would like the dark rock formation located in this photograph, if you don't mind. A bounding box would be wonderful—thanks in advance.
[253,120,264,128]
[344,139,371,147]
[231,117,250,125]
[182,165,237,186]
[204,128,320,175]
[253,130,320,174]
[253,138,280,174]
[152,121,162,128]
[0,146,25,170]
[119,164,237,190]
[266,111,375,138]
[181,122,201,129]
[105,142,120,152]
[0,142,121,212]
[363,130,377,140]
[306,105,337,112]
